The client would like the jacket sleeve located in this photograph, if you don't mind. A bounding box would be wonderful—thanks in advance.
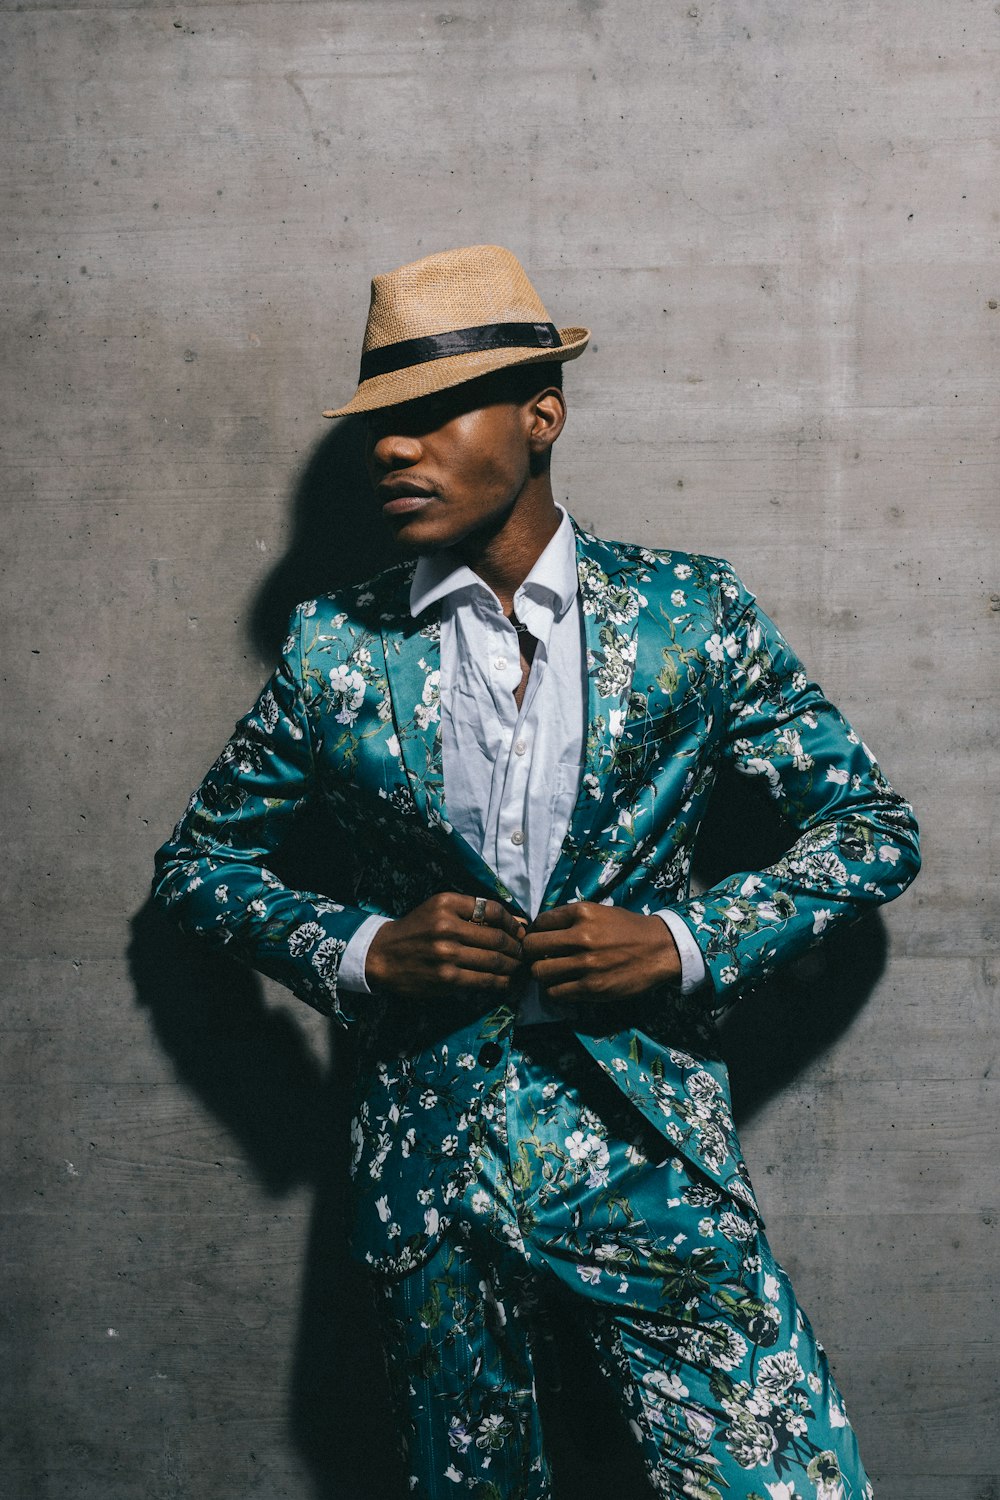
[672,563,921,1002]
[151,605,373,1024]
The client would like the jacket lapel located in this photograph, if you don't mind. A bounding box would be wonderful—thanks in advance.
[378,615,446,828]
[539,527,641,910]
[378,606,524,910]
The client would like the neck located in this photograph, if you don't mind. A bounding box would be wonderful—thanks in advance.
[455,483,561,615]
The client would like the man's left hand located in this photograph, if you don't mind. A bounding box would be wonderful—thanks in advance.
[520,903,682,1002]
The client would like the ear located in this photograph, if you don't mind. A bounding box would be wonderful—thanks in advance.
[526,387,567,457]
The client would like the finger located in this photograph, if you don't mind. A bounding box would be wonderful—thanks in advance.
[447,967,514,991]
[521,929,586,961]
[534,962,621,1001]
[526,905,579,933]
[523,916,599,959]
[438,934,522,975]
[529,955,592,986]
[539,979,616,1002]
[453,947,523,976]
[459,924,525,962]
[485,900,528,940]
[458,896,526,939]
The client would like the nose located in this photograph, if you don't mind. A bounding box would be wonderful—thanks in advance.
[366,422,423,475]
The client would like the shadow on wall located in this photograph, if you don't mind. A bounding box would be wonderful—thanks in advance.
[133,419,887,1500]
[128,899,404,1500]
[248,414,402,661]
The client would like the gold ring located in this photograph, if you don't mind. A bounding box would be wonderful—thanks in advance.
[470,897,488,924]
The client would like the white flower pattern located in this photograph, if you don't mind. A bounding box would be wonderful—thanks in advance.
[153,527,918,1486]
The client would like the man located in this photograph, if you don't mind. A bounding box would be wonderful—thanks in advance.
[154,244,920,1499]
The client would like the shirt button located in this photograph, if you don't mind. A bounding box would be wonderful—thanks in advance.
[494,656,508,671]
[513,738,527,756]
[478,1041,503,1070]
[510,829,525,846]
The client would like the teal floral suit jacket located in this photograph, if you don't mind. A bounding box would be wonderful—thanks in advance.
[153,524,920,1274]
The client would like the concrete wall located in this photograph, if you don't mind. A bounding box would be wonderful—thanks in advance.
[3,1,997,1496]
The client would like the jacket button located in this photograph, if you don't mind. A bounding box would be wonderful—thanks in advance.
[478,1042,503,1070]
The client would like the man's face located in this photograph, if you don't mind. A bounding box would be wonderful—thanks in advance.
[364,379,545,554]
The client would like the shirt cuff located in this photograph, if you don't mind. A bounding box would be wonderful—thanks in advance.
[653,909,707,995]
[337,914,393,994]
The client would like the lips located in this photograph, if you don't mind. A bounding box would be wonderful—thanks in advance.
[377,481,438,518]
[382,495,435,517]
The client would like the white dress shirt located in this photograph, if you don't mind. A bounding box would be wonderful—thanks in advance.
[338,509,705,1013]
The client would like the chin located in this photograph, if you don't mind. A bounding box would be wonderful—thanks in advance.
[389,512,471,555]
[390,521,453,555]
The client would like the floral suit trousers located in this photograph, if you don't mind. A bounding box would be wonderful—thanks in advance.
[375,1028,874,1500]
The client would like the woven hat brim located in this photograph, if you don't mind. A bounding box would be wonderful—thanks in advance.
[322,327,589,418]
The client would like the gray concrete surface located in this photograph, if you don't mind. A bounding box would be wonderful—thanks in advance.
[2,1,997,1496]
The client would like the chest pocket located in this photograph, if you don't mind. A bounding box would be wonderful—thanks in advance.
[550,758,583,836]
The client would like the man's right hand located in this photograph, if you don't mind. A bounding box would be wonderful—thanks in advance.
[364,893,527,998]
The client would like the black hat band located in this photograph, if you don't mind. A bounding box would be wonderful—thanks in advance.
[359,321,563,382]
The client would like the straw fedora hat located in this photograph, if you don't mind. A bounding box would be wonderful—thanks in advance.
[322,244,589,418]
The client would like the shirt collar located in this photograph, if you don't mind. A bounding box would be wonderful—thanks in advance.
[409,506,578,622]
